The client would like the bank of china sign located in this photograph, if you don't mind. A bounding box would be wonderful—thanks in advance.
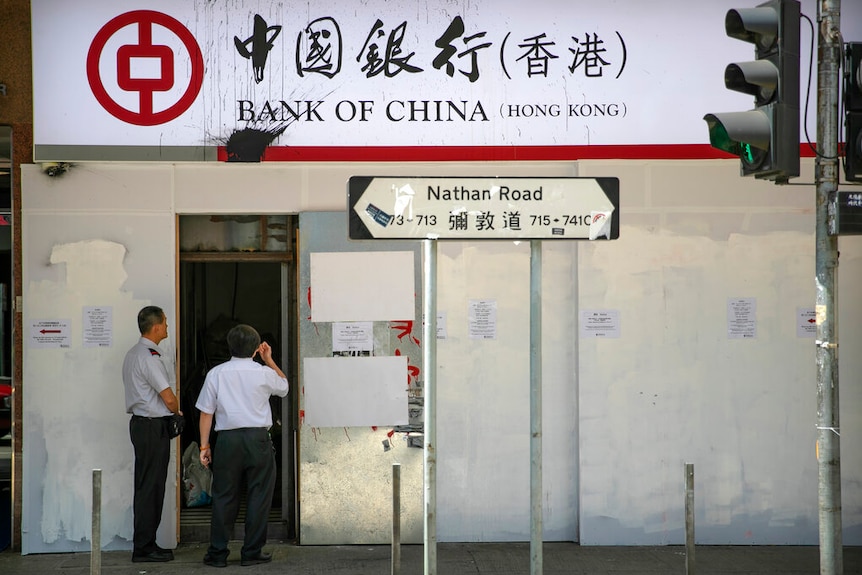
[31,0,833,161]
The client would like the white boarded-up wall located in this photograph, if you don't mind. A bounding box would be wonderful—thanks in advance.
[575,159,861,544]
[20,158,862,551]
[21,166,178,554]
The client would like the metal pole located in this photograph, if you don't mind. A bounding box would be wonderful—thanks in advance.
[816,1,843,574]
[530,240,543,575]
[91,469,101,575]
[685,463,695,575]
[423,239,438,575]
[392,462,401,575]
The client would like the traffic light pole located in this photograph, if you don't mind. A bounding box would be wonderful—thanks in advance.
[815,1,843,574]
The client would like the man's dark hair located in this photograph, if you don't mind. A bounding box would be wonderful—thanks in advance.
[137,306,165,335]
[227,324,261,358]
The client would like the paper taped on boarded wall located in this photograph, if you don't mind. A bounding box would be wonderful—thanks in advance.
[303,356,408,427]
[310,251,414,322]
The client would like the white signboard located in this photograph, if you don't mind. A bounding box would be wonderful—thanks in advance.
[303,356,408,427]
[309,251,415,322]
[32,0,862,161]
[349,176,618,240]
[29,320,72,349]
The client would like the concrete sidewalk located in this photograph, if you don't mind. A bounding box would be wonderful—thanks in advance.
[1,541,861,574]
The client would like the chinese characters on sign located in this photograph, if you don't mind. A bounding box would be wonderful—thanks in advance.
[233,8,628,130]
[237,12,626,84]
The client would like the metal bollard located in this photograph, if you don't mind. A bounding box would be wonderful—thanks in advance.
[91,469,101,575]
[392,462,401,575]
[685,463,695,575]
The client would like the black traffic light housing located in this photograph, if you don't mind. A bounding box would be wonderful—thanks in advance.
[844,43,862,182]
[704,0,800,184]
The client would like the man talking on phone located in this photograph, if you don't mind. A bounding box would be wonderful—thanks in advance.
[196,324,289,568]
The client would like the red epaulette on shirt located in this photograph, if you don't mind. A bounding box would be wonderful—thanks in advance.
[149,348,161,357]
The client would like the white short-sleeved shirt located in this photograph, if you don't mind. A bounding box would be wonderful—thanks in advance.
[123,337,173,417]
[195,357,289,431]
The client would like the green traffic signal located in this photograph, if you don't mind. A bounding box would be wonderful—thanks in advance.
[703,0,800,183]
[705,113,769,171]
[706,120,735,154]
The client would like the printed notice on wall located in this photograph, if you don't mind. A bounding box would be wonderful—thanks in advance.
[580,309,621,338]
[332,321,373,355]
[797,307,817,338]
[727,297,756,339]
[468,300,497,340]
[30,319,71,348]
[83,306,113,348]
[422,311,448,339]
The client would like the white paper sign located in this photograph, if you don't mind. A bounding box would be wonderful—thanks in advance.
[310,251,414,322]
[303,356,408,427]
[30,320,72,348]
[468,299,497,340]
[727,298,756,339]
[437,311,447,339]
[579,309,620,338]
[83,306,113,348]
[332,322,374,353]
[797,307,816,338]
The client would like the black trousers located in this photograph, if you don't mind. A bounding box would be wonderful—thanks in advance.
[129,415,171,554]
[208,427,275,560]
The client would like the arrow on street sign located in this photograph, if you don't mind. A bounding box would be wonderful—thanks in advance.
[348,176,619,240]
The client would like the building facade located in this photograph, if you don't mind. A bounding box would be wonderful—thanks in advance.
[3,0,862,554]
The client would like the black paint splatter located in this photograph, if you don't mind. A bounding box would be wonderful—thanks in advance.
[225,126,287,162]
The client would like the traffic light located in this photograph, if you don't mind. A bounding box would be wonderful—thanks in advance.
[844,43,862,182]
[703,0,800,183]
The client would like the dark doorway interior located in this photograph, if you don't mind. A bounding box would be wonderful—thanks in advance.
[177,215,298,543]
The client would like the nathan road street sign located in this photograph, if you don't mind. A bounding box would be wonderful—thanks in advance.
[348,176,619,240]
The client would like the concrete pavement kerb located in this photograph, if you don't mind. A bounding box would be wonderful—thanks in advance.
[0,541,860,574]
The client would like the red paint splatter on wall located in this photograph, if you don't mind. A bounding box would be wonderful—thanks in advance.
[390,320,420,346]
[395,348,421,385]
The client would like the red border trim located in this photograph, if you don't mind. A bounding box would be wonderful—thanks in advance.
[217,144,818,163]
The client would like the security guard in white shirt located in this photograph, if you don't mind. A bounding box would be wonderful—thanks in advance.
[122,305,180,563]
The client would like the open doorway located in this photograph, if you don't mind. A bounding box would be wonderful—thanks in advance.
[177,215,298,542]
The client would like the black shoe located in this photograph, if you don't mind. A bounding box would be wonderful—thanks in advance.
[241,551,272,566]
[132,550,173,563]
[154,546,175,560]
[203,553,228,568]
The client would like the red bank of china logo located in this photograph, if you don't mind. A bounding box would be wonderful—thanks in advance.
[86,10,204,126]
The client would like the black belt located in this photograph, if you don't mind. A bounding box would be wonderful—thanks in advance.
[131,414,172,421]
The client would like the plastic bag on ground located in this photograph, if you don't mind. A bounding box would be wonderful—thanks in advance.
[182,441,213,507]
